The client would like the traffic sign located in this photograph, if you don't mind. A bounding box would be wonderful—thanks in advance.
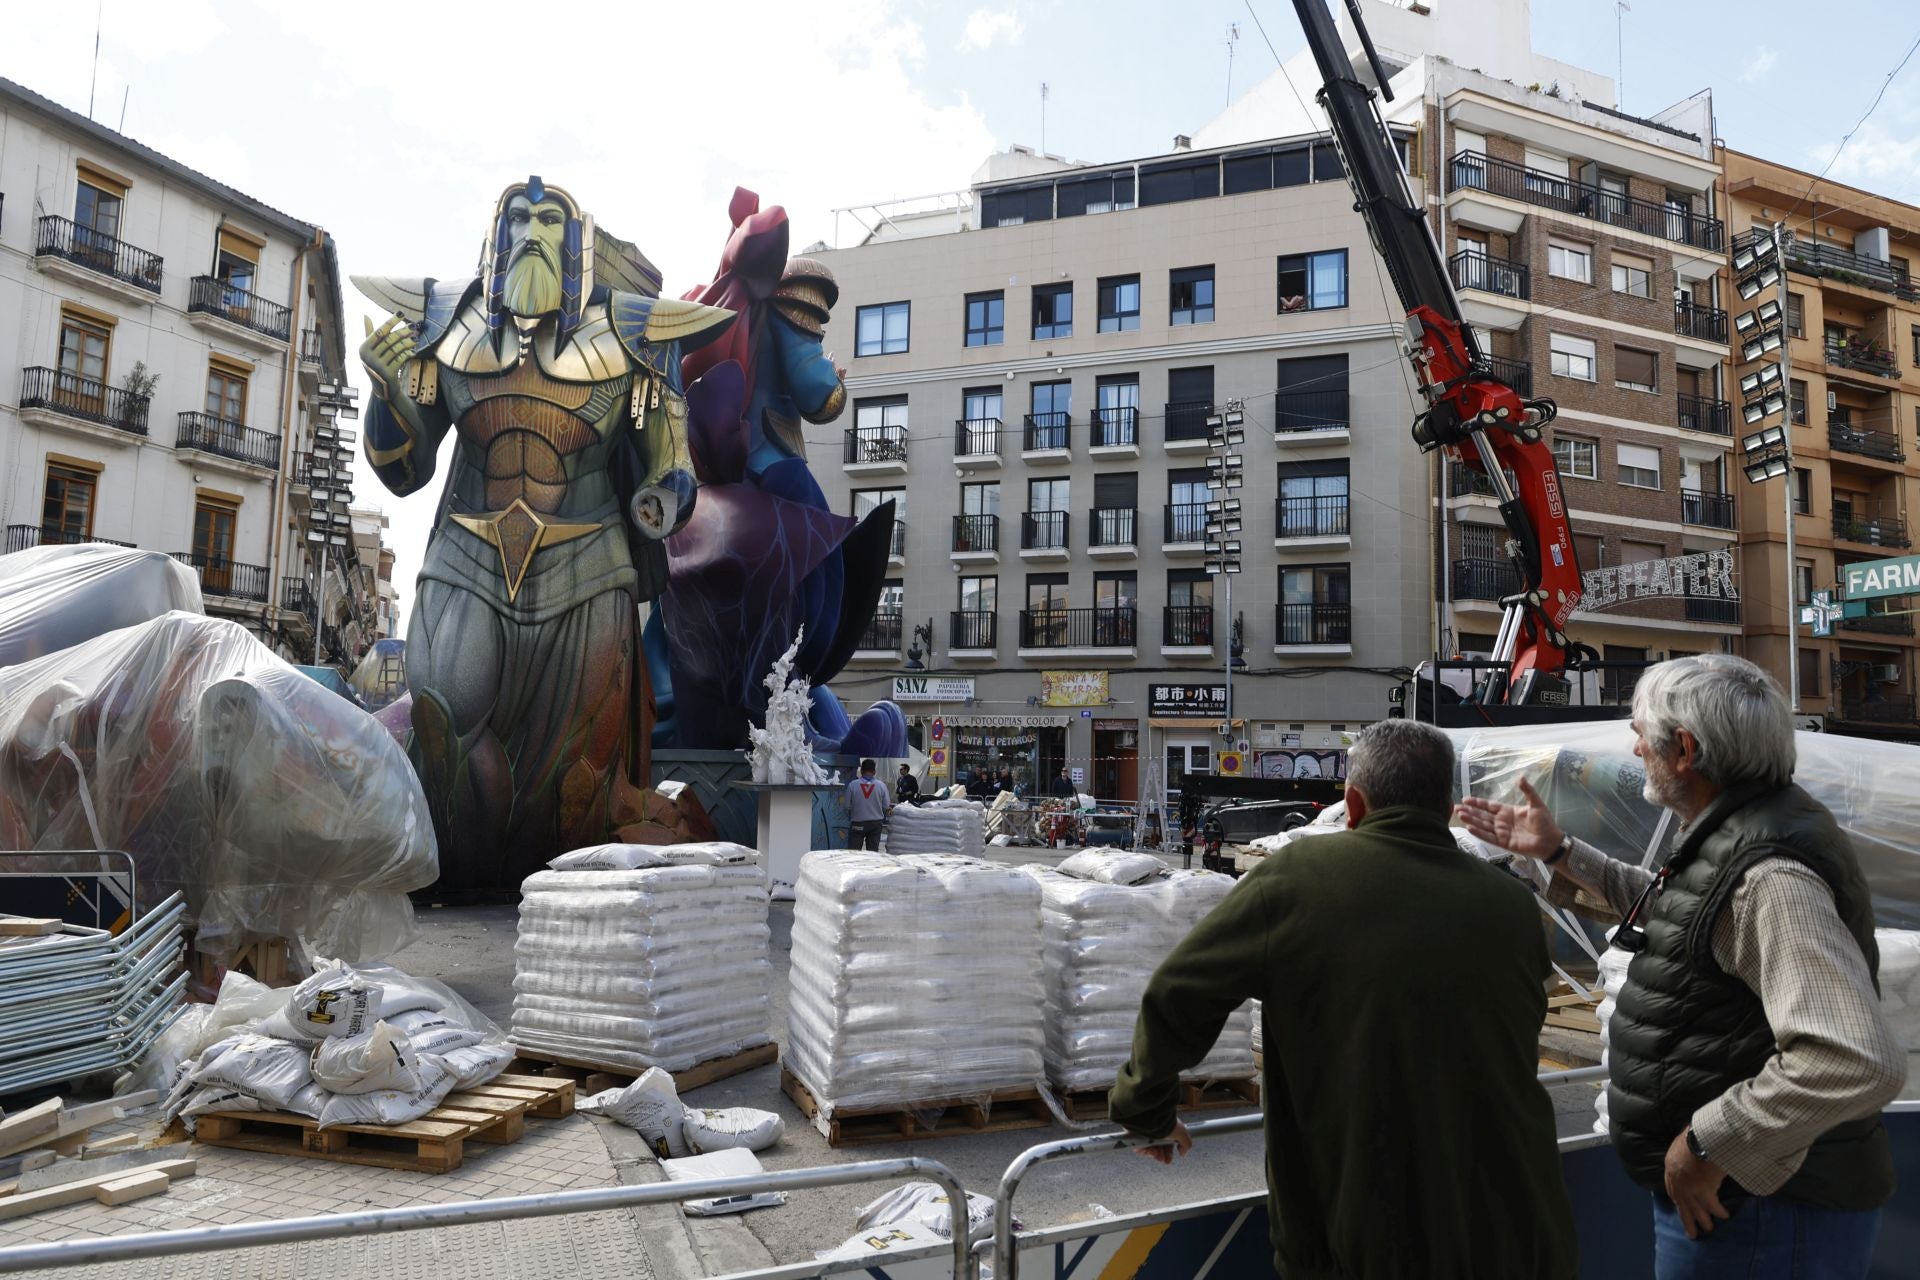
[1218,751,1243,776]
[931,717,944,742]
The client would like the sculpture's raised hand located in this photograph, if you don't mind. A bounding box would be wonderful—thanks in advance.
[360,315,419,408]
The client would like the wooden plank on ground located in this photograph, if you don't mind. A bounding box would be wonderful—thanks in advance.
[94,1170,170,1206]
[0,1100,65,1159]
[0,916,62,936]
[0,1159,194,1221]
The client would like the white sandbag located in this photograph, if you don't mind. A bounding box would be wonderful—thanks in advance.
[549,842,759,871]
[1056,849,1166,886]
[817,1220,950,1264]
[259,966,385,1041]
[577,1066,690,1158]
[855,1180,1000,1244]
[437,1041,514,1090]
[186,1034,318,1110]
[1592,936,1635,1134]
[682,1107,785,1154]
[315,1054,455,1129]
[659,1147,786,1215]
[309,1022,422,1096]
[178,1081,325,1121]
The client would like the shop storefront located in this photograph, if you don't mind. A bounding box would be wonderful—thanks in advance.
[940,713,1068,795]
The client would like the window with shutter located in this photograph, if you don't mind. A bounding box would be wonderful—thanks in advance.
[1614,346,1658,392]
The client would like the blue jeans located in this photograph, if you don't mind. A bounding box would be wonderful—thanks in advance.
[1653,1191,1881,1279]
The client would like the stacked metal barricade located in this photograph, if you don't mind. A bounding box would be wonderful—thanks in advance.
[0,894,187,1094]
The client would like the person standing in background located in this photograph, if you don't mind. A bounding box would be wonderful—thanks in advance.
[895,763,919,806]
[843,759,890,850]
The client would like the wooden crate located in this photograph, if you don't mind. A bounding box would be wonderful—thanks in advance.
[1544,991,1602,1035]
[510,1042,778,1097]
[193,1075,573,1174]
[779,1066,1052,1148]
[1056,1076,1260,1124]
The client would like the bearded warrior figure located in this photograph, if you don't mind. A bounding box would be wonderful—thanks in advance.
[354,177,731,890]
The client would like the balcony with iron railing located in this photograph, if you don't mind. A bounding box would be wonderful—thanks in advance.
[1019,606,1137,649]
[18,366,150,437]
[1840,608,1914,636]
[1163,605,1214,647]
[1487,356,1533,399]
[1446,151,1724,250]
[1839,696,1917,724]
[1673,300,1728,343]
[176,413,281,470]
[954,416,1002,460]
[188,276,293,342]
[1684,595,1742,625]
[843,425,908,466]
[1447,250,1530,300]
[1680,489,1736,529]
[1823,337,1900,380]
[172,552,270,603]
[1828,421,1905,463]
[1021,510,1069,551]
[950,609,997,650]
[3,525,136,554]
[1023,412,1070,454]
[1774,227,1920,302]
[300,328,327,364]
[1275,602,1352,646]
[888,519,907,560]
[281,577,316,617]
[33,214,163,293]
[1448,465,1517,499]
[1276,494,1351,539]
[1833,512,1910,548]
[1089,406,1138,449]
[1164,502,1209,544]
[1273,388,1349,435]
[857,609,903,652]
[952,513,999,554]
[1164,399,1214,443]
[1088,507,1137,549]
[1677,392,1732,436]
[1451,556,1521,602]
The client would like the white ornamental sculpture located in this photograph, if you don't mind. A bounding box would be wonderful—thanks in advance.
[747,629,830,786]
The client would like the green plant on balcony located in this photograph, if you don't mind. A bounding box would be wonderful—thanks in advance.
[121,359,160,400]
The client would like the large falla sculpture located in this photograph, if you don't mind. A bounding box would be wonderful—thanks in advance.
[354,180,902,891]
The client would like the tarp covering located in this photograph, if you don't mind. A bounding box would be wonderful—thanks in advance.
[1447,722,1920,929]
[0,543,201,668]
[347,638,407,710]
[0,611,438,960]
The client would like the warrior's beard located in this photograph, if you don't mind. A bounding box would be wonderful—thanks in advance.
[503,246,562,316]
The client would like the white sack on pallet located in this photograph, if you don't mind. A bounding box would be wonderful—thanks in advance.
[883,802,986,857]
[548,841,758,871]
[0,611,436,962]
[512,856,772,1074]
[1023,853,1254,1092]
[786,850,1045,1114]
[310,1022,423,1095]
[184,1034,319,1112]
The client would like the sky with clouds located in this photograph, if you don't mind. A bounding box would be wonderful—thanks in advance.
[4,0,1919,629]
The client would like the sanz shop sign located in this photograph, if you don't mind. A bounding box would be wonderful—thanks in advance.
[1150,682,1228,718]
[891,676,976,702]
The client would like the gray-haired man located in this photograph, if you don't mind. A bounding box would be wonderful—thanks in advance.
[1456,654,1905,1278]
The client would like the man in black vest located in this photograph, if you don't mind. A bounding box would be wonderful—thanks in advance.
[1457,654,1905,1277]
[1112,720,1576,1278]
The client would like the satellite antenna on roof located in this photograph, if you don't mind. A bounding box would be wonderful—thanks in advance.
[1040,82,1049,154]
[1226,22,1241,110]
[87,0,101,119]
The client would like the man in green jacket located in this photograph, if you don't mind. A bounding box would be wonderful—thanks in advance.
[1110,719,1575,1279]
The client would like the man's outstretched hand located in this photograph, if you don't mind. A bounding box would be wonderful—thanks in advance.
[1133,1121,1193,1165]
[1453,777,1565,862]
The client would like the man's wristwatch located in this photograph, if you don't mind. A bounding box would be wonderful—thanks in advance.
[1543,834,1573,867]
[1685,1127,1709,1162]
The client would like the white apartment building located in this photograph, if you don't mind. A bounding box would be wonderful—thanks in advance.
[811,132,1432,803]
[0,75,380,671]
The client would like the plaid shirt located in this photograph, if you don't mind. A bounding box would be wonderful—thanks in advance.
[1559,839,1907,1195]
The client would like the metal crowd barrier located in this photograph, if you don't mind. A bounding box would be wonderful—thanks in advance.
[0,1155,972,1278]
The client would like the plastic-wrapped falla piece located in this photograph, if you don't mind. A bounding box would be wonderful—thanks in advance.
[0,610,437,960]
[0,543,202,669]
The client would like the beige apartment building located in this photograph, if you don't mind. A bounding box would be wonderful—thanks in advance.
[810,135,1433,803]
[1721,151,1920,740]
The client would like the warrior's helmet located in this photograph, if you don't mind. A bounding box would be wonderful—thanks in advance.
[484,175,593,345]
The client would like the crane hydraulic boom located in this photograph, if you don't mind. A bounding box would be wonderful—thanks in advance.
[1290,0,1592,703]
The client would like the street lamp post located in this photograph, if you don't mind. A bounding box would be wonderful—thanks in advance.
[1733,224,1799,711]
[1204,401,1246,747]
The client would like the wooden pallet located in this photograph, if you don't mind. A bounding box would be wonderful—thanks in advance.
[193,1074,573,1174]
[1544,991,1603,1035]
[1056,1075,1260,1124]
[509,1042,779,1097]
[779,1065,1053,1148]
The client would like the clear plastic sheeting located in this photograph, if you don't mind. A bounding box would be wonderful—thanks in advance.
[1022,853,1255,1092]
[0,543,202,669]
[1447,722,1920,929]
[511,850,772,1073]
[788,850,1046,1114]
[0,611,437,961]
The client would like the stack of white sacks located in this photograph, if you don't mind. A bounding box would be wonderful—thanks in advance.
[511,843,773,1074]
[883,797,987,858]
[161,963,514,1130]
[1022,849,1257,1091]
[787,849,1046,1112]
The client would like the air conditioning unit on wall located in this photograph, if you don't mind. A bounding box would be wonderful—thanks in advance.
[1873,664,1902,684]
